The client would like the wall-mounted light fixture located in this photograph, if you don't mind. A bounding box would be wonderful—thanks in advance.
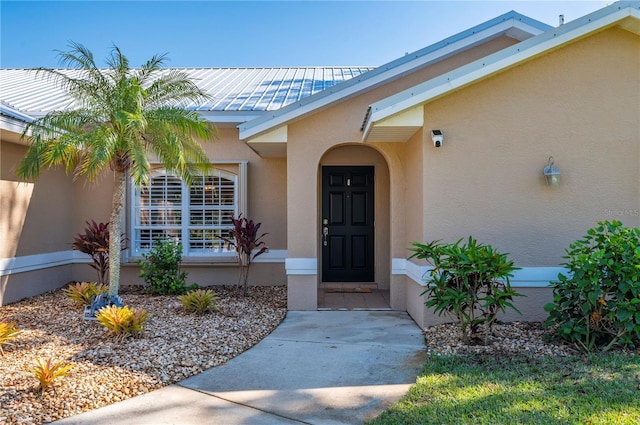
[543,156,561,187]
[431,130,443,148]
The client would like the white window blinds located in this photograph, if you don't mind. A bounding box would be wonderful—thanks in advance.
[131,167,240,258]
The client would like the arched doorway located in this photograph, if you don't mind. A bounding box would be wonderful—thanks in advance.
[317,144,391,310]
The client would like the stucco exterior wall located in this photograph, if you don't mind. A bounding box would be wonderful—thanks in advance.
[420,27,639,266]
[1,141,74,257]
[284,37,521,306]
[68,126,289,287]
[1,125,288,305]
[1,140,75,304]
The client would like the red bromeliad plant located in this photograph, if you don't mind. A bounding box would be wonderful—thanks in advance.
[224,215,268,296]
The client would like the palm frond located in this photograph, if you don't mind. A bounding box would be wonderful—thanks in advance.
[128,138,150,186]
[145,71,210,108]
[136,53,168,82]
[81,129,117,181]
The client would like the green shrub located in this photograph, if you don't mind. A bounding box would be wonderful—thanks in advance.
[29,357,73,393]
[409,237,522,344]
[63,281,109,306]
[138,239,196,295]
[179,289,220,315]
[96,305,149,339]
[0,319,21,355]
[545,220,640,352]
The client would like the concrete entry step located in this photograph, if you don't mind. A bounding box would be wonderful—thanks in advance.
[318,285,391,310]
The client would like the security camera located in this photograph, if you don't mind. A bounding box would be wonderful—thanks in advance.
[431,130,443,148]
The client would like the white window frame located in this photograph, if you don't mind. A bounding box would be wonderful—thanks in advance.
[128,161,247,262]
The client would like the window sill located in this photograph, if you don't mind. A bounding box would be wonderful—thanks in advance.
[125,257,239,266]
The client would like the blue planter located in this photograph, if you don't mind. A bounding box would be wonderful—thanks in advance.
[83,293,124,321]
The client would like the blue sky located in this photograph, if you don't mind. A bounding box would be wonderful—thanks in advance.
[1,1,607,69]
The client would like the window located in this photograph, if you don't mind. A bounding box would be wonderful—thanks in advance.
[130,163,246,259]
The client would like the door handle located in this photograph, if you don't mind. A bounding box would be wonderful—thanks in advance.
[322,227,329,246]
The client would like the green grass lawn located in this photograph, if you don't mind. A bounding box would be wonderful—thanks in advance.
[369,353,640,425]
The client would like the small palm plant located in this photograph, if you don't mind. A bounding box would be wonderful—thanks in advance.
[17,42,217,297]
[223,215,268,296]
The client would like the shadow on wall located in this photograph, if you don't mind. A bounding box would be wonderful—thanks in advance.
[0,166,75,305]
[0,180,33,259]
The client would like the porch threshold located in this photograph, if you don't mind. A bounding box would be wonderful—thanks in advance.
[317,286,391,310]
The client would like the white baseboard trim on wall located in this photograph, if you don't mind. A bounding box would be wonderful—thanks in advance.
[285,258,317,275]
[0,250,76,276]
[1,249,289,277]
[392,258,566,288]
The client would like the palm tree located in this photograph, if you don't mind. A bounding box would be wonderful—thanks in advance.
[17,42,216,296]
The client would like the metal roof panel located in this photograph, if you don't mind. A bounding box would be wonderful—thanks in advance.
[0,67,373,117]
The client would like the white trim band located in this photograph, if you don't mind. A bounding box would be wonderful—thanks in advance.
[0,250,76,276]
[393,258,565,288]
[285,258,317,275]
[1,249,288,277]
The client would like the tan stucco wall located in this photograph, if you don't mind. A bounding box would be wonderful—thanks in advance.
[1,124,288,305]
[419,27,639,266]
[287,37,514,257]
[69,127,288,252]
[69,127,288,286]
[1,139,75,304]
[1,265,73,306]
[284,36,520,285]
[1,141,74,257]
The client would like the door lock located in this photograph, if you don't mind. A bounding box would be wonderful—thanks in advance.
[322,226,329,246]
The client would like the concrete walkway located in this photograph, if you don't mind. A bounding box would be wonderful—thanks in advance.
[55,311,426,425]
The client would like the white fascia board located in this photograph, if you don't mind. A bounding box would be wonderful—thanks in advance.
[363,3,640,139]
[238,13,549,141]
[0,115,30,139]
[198,111,264,125]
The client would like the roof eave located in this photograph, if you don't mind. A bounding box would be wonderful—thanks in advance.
[363,2,640,142]
[239,11,550,141]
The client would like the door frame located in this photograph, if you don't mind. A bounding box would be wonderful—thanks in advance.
[320,165,375,283]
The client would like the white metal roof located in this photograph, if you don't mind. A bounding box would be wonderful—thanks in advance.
[0,67,373,120]
[362,1,640,142]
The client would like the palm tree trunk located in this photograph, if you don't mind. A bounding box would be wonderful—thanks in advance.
[108,170,126,296]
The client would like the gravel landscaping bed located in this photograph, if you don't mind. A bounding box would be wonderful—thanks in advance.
[423,321,579,358]
[0,285,287,424]
[2,284,586,425]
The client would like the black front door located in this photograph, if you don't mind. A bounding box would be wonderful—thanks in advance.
[321,166,375,282]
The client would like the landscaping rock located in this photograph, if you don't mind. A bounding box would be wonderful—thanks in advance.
[0,285,286,424]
